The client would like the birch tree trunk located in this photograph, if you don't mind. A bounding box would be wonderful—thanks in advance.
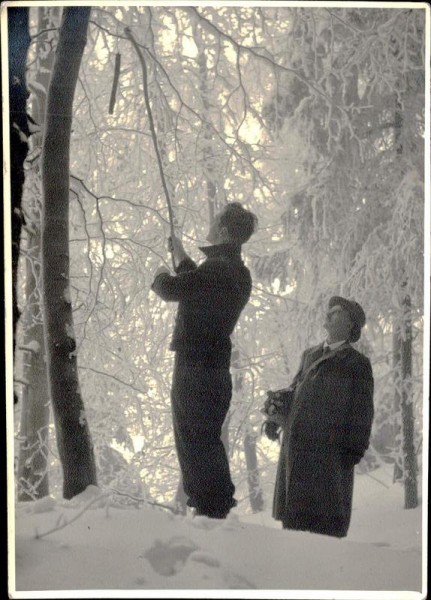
[41,6,97,499]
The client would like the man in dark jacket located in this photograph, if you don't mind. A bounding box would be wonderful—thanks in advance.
[151,203,257,519]
[264,296,374,537]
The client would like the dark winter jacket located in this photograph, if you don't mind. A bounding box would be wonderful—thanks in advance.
[273,343,374,538]
[151,243,252,368]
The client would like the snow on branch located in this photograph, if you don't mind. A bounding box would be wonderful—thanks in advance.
[34,487,176,540]
[34,490,111,540]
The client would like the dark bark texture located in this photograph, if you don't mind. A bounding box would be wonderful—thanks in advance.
[399,293,418,509]
[8,7,31,403]
[41,7,97,499]
[392,103,418,509]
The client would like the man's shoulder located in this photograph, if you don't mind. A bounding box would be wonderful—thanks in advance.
[202,255,251,278]
[342,347,373,376]
[303,343,370,364]
[346,346,371,363]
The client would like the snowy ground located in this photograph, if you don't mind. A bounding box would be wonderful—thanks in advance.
[10,464,426,599]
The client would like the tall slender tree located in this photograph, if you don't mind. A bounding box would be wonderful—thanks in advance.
[8,7,31,404]
[41,6,97,499]
[392,99,418,509]
[17,6,61,501]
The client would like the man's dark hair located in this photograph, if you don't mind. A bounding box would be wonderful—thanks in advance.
[220,202,258,244]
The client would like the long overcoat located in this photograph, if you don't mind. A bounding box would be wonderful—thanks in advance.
[273,343,374,537]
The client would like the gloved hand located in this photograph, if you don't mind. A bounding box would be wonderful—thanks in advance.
[263,389,293,418]
[154,265,170,278]
[262,420,281,441]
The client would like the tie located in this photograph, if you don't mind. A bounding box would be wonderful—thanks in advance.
[312,346,328,362]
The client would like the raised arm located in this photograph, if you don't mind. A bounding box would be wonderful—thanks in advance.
[151,259,220,302]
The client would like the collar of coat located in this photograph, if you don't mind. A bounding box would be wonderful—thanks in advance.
[323,339,347,351]
[310,342,353,363]
[199,243,242,259]
[299,342,353,382]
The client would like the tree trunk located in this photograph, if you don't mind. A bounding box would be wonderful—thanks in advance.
[196,42,221,222]
[392,286,417,508]
[392,103,418,508]
[231,350,263,512]
[17,333,50,500]
[392,329,403,482]
[41,6,97,499]
[17,6,61,501]
[399,291,418,509]
[8,7,31,404]
[17,228,50,500]
[243,428,264,513]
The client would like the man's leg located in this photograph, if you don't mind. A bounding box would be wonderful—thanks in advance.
[171,361,235,517]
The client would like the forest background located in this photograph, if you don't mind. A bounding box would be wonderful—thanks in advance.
[6,3,428,519]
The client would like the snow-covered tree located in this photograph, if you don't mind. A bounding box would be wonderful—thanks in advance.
[41,6,97,499]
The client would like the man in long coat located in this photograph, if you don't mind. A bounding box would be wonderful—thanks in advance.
[264,296,374,538]
[151,203,257,519]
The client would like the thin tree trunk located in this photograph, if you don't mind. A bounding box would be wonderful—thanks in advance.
[392,104,418,508]
[232,349,263,513]
[17,6,61,501]
[197,45,220,222]
[8,7,31,404]
[243,428,264,513]
[18,226,50,500]
[399,291,418,509]
[17,333,50,500]
[392,329,403,482]
[41,6,97,499]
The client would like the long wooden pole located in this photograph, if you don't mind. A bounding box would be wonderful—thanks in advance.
[124,27,176,261]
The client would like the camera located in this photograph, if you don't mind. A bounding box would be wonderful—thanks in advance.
[261,388,295,441]
[262,389,294,418]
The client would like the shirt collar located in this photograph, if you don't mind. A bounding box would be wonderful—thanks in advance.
[324,339,347,351]
[199,243,242,259]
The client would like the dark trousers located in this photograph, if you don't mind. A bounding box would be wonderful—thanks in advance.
[171,355,235,517]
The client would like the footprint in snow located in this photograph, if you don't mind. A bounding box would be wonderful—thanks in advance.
[144,536,199,576]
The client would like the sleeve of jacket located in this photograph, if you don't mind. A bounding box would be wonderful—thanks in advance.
[151,257,221,302]
[345,356,374,459]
